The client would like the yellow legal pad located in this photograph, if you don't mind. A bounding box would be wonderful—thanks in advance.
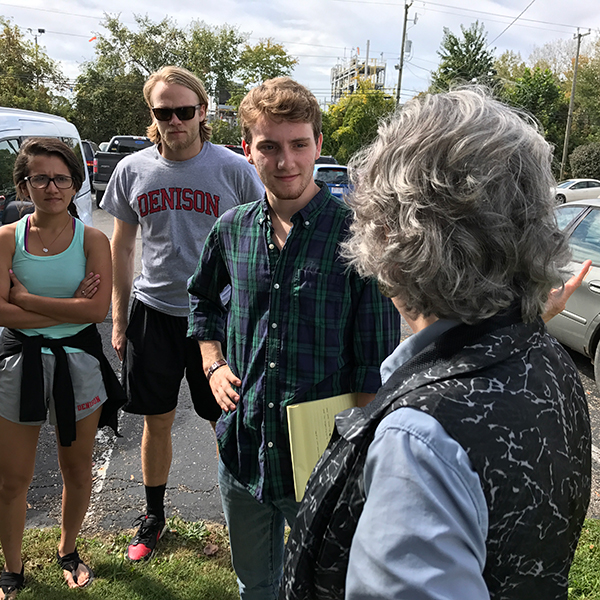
[286,393,358,502]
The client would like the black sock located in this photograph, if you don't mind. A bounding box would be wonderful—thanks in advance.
[145,484,166,522]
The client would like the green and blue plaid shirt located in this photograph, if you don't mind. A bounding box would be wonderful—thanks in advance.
[188,186,400,501]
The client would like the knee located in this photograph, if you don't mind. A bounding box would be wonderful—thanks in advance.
[145,412,175,436]
[0,472,31,502]
[60,460,92,488]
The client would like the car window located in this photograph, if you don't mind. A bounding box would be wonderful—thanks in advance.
[588,181,600,188]
[60,137,86,176]
[568,208,600,265]
[556,181,574,189]
[315,168,348,184]
[0,138,20,197]
[109,138,153,153]
[555,205,586,230]
[572,182,587,190]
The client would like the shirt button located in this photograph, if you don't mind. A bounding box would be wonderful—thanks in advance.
[268,402,274,408]
[271,322,278,329]
[304,220,310,226]
[269,362,276,368]
[269,243,275,250]
[268,441,274,448]
[274,283,280,289]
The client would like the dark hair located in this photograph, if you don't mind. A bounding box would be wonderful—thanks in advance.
[14,137,83,218]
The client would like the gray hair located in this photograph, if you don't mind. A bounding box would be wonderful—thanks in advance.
[341,87,570,324]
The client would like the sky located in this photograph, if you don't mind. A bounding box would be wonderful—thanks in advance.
[4,0,600,106]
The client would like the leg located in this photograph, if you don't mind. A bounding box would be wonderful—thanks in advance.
[219,459,291,600]
[55,408,101,588]
[141,409,176,487]
[0,417,40,579]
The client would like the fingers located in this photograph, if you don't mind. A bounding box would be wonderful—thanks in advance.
[209,367,241,412]
[75,272,100,299]
[111,331,126,362]
[566,259,592,291]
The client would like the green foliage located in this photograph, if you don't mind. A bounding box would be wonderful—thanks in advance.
[322,81,395,165]
[210,120,242,145]
[430,21,497,92]
[569,142,600,179]
[238,38,297,88]
[0,18,70,116]
[501,67,568,151]
[495,50,527,83]
[73,16,297,141]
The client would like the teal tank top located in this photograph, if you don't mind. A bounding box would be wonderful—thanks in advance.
[13,215,88,345]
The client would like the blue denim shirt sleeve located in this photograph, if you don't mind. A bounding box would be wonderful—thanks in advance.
[345,407,489,600]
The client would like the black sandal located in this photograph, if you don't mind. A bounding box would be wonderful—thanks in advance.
[56,548,94,588]
[0,564,25,599]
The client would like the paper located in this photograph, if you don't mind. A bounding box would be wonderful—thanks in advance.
[287,393,358,501]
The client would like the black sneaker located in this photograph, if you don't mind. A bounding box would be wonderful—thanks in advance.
[127,514,166,562]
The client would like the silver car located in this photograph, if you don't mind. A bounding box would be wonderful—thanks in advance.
[547,198,600,387]
[553,179,600,204]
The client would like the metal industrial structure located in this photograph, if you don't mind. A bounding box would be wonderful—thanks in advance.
[330,55,386,102]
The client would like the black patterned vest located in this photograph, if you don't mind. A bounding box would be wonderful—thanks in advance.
[280,309,591,600]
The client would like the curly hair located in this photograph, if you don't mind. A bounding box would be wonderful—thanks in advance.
[341,88,571,324]
[143,65,211,145]
[239,77,321,144]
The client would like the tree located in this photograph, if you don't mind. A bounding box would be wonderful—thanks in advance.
[502,67,568,152]
[323,81,395,164]
[74,15,297,141]
[569,142,600,179]
[430,22,497,92]
[494,50,526,84]
[210,120,242,145]
[0,18,69,115]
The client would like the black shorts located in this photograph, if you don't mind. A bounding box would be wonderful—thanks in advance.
[122,298,221,421]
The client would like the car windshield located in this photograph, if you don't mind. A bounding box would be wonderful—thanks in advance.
[556,180,575,189]
[315,168,348,185]
[555,205,586,230]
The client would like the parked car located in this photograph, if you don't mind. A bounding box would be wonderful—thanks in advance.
[552,179,600,204]
[81,139,99,181]
[315,155,338,164]
[98,141,109,152]
[546,198,600,388]
[313,164,349,199]
[93,135,153,206]
[221,144,244,155]
[0,107,93,226]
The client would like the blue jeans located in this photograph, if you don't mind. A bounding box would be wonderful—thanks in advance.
[218,459,300,600]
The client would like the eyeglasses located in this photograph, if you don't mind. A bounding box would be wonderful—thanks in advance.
[151,104,201,122]
[24,175,73,189]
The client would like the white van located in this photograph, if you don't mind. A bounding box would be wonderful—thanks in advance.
[0,107,93,226]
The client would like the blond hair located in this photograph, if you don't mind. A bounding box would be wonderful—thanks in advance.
[143,66,211,144]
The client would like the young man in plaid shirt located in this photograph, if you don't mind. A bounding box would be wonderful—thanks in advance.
[187,77,400,600]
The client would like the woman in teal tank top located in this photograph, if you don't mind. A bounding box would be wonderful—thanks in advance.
[0,138,114,598]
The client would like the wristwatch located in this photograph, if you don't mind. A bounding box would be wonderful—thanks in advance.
[206,359,228,381]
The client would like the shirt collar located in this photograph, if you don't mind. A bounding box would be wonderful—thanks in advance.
[380,318,460,384]
[256,182,332,229]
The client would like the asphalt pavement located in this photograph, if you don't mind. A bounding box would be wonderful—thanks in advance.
[24,203,600,535]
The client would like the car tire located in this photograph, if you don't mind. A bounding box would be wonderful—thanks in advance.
[95,190,104,208]
[556,194,566,204]
[593,342,600,391]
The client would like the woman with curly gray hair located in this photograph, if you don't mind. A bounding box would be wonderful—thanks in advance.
[281,89,591,600]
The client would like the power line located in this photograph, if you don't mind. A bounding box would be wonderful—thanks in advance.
[487,0,538,46]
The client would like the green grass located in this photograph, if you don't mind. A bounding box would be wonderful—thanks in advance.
[3,517,600,598]
[6,517,238,600]
[570,519,600,599]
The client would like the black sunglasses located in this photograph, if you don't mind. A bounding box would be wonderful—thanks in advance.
[151,104,201,122]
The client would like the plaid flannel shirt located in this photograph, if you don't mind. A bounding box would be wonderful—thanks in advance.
[188,186,400,501]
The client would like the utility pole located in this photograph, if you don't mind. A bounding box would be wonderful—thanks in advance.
[560,28,590,181]
[365,40,370,83]
[28,28,45,88]
[395,1,413,105]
